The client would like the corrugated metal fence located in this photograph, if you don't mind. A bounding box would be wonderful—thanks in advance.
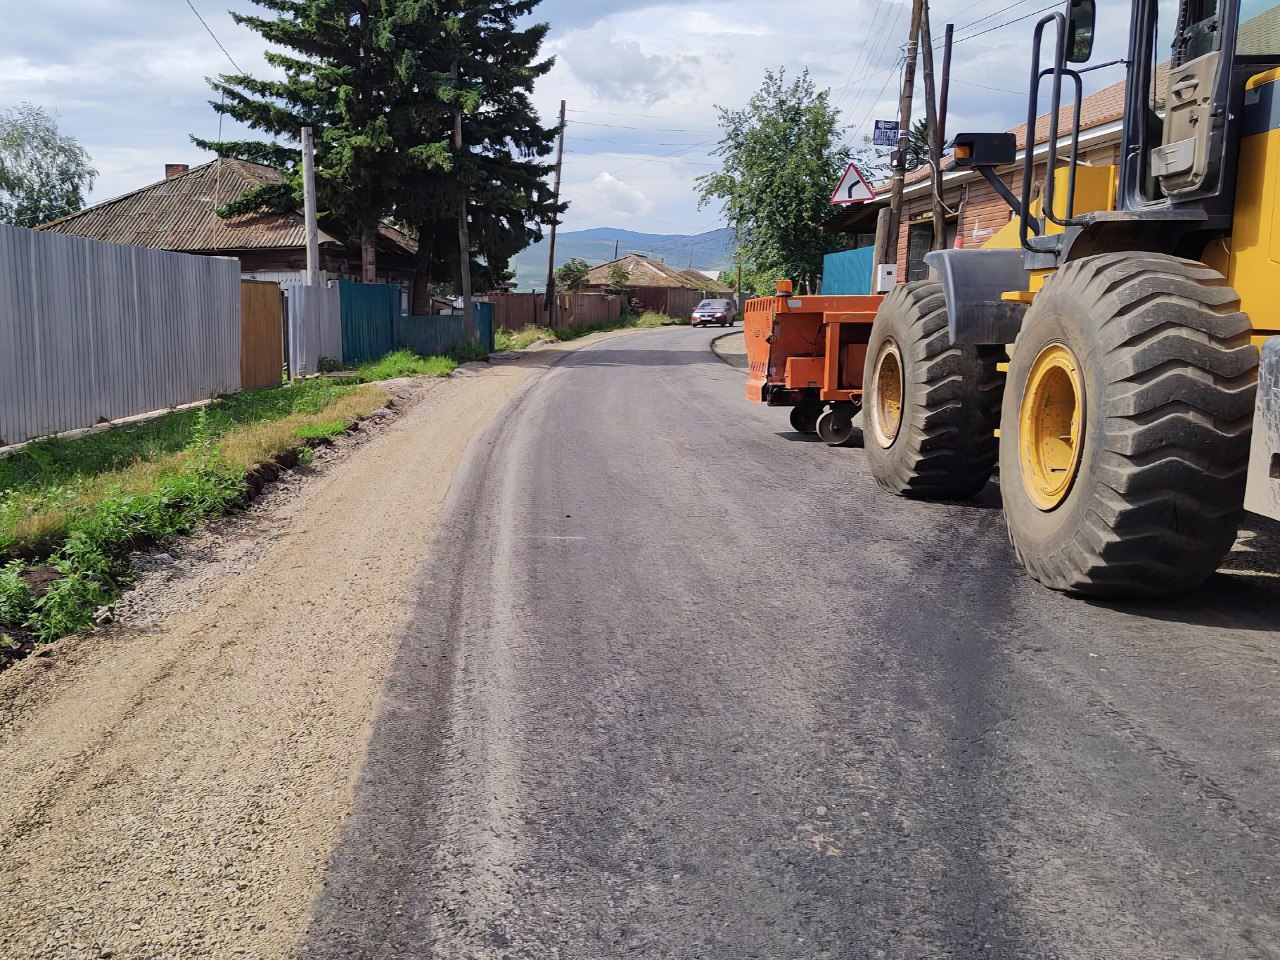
[821,248,875,295]
[395,306,494,357]
[339,280,399,365]
[284,284,341,376]
[0,224,240,447]
[480,293,543,331]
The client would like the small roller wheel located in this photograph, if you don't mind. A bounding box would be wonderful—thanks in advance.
[817,403,859,447]
[789,399,823,434]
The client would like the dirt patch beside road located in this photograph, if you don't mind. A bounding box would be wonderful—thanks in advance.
[0,338,612,959]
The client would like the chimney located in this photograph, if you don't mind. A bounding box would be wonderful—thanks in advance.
[165,163,190,180]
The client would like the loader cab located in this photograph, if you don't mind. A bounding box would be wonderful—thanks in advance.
[1121,0,1278,215]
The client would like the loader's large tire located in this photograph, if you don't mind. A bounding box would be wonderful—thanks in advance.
[863,281,1004,499]
[1000,253,1258,597]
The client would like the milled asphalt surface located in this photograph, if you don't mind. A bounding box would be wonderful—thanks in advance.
[305,325,1280,959]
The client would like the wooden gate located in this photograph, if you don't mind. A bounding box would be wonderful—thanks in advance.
[240,280,285,390]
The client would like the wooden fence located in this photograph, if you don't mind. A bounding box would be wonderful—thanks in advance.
[626,286,706,319]
[240,280,284,390]
[479,291,624,332]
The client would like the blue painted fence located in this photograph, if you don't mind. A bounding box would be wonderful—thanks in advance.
[394,304,494,358]
[339,280,398,365]
[341,280,496,363]
[821,247,875,296]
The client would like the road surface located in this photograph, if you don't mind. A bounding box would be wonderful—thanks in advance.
[305,326,1280,959]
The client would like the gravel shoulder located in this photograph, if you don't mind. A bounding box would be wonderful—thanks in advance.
[0,334,619,959]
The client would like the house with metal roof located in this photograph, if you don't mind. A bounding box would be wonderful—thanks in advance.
[582,253,732,294]
[581,252,734,317]
[37,158,418,288]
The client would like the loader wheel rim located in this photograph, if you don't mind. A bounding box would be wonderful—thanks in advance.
[1020,342,1084,511]
[871,339,904,448]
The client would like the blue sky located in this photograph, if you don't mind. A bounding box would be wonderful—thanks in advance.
[2,0,1135,235]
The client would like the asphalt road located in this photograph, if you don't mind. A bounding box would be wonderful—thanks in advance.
[305,326,1280,959]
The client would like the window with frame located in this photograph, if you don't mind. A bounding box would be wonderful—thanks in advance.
[906,222,934,281]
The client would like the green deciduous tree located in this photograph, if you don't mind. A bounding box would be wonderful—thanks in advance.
[696,69,848,293]
[603,263,630,294]
[0,104,96,228]
[554,257,590,292]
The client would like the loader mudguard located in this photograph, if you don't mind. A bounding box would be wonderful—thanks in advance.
[924,248,1031,346]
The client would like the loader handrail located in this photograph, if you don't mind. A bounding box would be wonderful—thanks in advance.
[1019,12,1088,250]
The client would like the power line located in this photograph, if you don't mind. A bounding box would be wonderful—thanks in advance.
[951,77,1024,95]
[829,0,891,116]
[951,1,1061,45]
[949,0,1046,38]
[183,0,244,73]
[567,119,716,134]
[839,0,907,128]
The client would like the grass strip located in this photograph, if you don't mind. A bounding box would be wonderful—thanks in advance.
[0,382,388,653]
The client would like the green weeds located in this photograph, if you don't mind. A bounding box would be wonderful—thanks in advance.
[294,419,350,441]
[1,413,248,644]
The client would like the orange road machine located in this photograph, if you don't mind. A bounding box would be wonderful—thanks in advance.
[743,281,883,446]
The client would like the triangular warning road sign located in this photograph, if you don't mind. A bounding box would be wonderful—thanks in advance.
[829,163,876,205]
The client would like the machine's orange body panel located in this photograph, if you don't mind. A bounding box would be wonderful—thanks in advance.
[744,294,882,405]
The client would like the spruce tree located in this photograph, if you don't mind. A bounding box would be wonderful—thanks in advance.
[196,0,561,303]
[390,0,561,311]
[198,0,402,282]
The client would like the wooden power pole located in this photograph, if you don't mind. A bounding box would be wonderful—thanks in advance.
[878,0,926,277]
[919,2,948,251]
[544,100,567,325]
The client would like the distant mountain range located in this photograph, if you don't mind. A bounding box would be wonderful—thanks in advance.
[510,227,735,293]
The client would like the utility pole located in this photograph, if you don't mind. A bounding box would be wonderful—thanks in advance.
[454,61,474,341]
[939,23,955,150]
[920,3,948,252]
[543,100,566,325]
[301,126,320,287]
[877,0,926,277]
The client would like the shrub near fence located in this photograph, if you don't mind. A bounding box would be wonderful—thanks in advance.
[0,223,240,447]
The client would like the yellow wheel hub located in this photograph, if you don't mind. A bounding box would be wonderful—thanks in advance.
[1019,343,1084,510]
[871,339,904,448]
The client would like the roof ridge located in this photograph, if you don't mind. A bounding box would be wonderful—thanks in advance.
[36,157,268,231]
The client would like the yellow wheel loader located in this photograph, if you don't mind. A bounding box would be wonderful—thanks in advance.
[863,0,1280,597]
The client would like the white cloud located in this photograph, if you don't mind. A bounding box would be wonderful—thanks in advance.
[556,21,694,106]
[586,172,654,217]
[3,0,1140,237]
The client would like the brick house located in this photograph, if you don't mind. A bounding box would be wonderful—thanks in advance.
[828,72,1163,283]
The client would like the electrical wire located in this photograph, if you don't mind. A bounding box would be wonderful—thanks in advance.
[951,1,1062,45]
[183,0,244,73]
